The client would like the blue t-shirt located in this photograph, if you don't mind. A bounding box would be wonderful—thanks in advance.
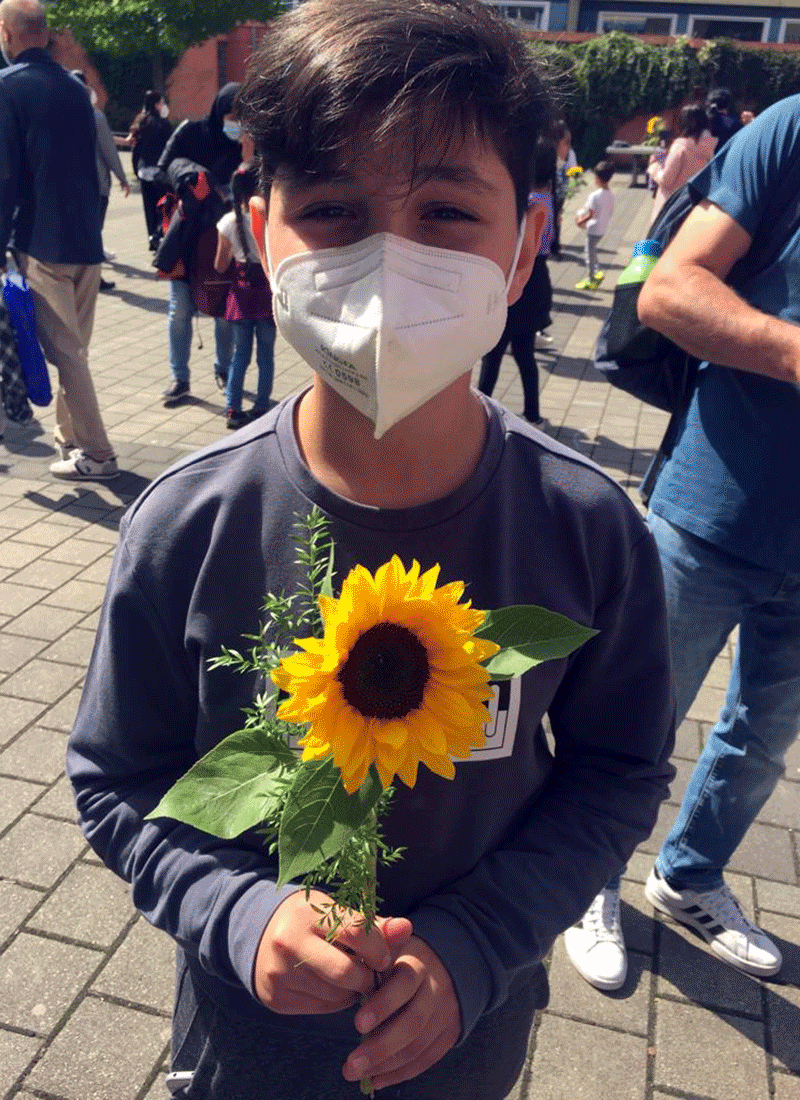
[649,94,800,573]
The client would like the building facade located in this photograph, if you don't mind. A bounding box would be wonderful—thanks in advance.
[483,0,800,40]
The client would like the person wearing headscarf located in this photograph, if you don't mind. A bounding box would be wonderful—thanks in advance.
[156,84,242,405]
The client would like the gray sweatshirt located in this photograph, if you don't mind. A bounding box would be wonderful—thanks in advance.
[66,395,674,1078]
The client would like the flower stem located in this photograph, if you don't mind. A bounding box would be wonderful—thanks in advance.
[359,812,379,1099]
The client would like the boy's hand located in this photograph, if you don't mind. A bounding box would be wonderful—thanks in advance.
[254,890,413,1015]
[343,936,461,1089]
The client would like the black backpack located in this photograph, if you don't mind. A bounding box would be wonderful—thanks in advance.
[593,177,800,503]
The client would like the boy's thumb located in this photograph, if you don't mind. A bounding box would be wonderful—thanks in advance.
[378,916,413,948]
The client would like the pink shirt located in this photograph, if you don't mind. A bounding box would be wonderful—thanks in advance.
[649,131,718,216]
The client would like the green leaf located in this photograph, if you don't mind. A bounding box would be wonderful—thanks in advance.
[277,760,383,886]
[146,728,296,839]
[476,605,598,681]
[320,540,335,600]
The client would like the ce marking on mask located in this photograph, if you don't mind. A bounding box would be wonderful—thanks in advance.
[317,345,368,398]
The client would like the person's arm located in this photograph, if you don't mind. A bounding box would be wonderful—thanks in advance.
[638,200,800,385]
[95,111,129,193]
[157,120,188,173]
[0,85,20,271]
[214,227,233,273]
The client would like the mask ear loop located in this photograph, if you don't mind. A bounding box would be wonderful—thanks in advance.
[504,213,528,295]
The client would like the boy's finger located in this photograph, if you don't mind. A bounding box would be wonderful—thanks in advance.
[353,962,419,1035]
[303,932,378,995]
[331,919,395,973]
[376,915,413,951]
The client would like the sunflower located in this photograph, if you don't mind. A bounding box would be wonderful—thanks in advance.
[271,556,500,793]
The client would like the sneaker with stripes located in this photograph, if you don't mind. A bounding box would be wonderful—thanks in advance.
[645,866,782,977]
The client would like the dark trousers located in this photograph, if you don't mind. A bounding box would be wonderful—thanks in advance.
[140,177,166,246]
[478,331,540,422]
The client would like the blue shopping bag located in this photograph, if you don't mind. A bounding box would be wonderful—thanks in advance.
[2,271,51,406]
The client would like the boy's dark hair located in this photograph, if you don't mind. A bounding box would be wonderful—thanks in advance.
[593,160,615,183]
[238,0,553,218]
[231,164,259,263]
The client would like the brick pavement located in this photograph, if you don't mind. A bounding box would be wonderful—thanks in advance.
[0,160,798,1100]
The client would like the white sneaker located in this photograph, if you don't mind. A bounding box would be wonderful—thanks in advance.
[49,449,119,480]
[103,249,116,261]
[645,866,782,977]
[564,887,627,990]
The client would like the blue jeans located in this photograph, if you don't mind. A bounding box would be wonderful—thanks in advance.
[650,512,800,891]
[168,280,233,384]
[225,319,276,412]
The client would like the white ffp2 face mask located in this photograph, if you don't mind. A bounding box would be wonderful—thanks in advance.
[269,227,526,439]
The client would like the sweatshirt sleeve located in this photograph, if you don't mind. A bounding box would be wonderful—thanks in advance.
[410,528,675,1041]
[65,523,299,1000]
[96,111,127,186]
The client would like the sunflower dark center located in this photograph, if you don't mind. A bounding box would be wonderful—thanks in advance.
[338,622,430,720]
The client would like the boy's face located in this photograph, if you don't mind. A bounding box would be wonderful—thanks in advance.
[266,128,543,306]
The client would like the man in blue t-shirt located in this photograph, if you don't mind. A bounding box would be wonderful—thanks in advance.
[566,95,800,992]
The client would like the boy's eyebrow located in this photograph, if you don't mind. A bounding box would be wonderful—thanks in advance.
[281,164,500,195]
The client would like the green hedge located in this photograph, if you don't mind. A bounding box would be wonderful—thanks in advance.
[530,33,800,166]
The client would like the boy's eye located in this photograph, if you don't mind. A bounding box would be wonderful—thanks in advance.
[423,205,478,222]
[298,204,357,221]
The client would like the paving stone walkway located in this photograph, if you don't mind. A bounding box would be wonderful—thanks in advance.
[1,158,798,1100]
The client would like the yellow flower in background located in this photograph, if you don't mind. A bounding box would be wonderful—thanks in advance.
[567,165,583,177]
[646,115,665,135]
[272,556,500,793]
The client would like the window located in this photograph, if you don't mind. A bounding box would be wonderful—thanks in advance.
[780,19,800,44]
[688,15,766,42]
[597,12,676,35]
[482,1,550,30]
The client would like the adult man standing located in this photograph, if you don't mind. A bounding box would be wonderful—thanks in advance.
[566,95,800,989]
[0,0,118,479]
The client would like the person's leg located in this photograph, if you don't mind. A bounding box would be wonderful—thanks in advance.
[20,256,113,462]
[657,577,800,889]
[566,512,741,988]
[214,318,234,387]
[645,515,793,975]
[587,234,599,280]
[226,322,253,413]
[141,180,158,241]
[477,332,510,399]
[509,332,540,423]
[253,320,277,411]
[167,279,193,386]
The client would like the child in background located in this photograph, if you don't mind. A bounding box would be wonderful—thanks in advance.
[574,160,615,291]
[214,164,276,429]
[478,139,555,425]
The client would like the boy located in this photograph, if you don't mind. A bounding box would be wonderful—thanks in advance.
[66,2,675,1098]
[575,160,615,291]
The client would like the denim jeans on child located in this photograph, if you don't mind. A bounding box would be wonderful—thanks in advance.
[168,279,233,385]
[225,319,276,412]
[649,512,800,891]
[585,233,602,280]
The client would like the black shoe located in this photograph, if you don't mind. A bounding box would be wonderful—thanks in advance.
[226,409,249,430]
[246,405,269,422]
[163,380,190,406]
[215,371,228,391]
[100,278,115,292]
